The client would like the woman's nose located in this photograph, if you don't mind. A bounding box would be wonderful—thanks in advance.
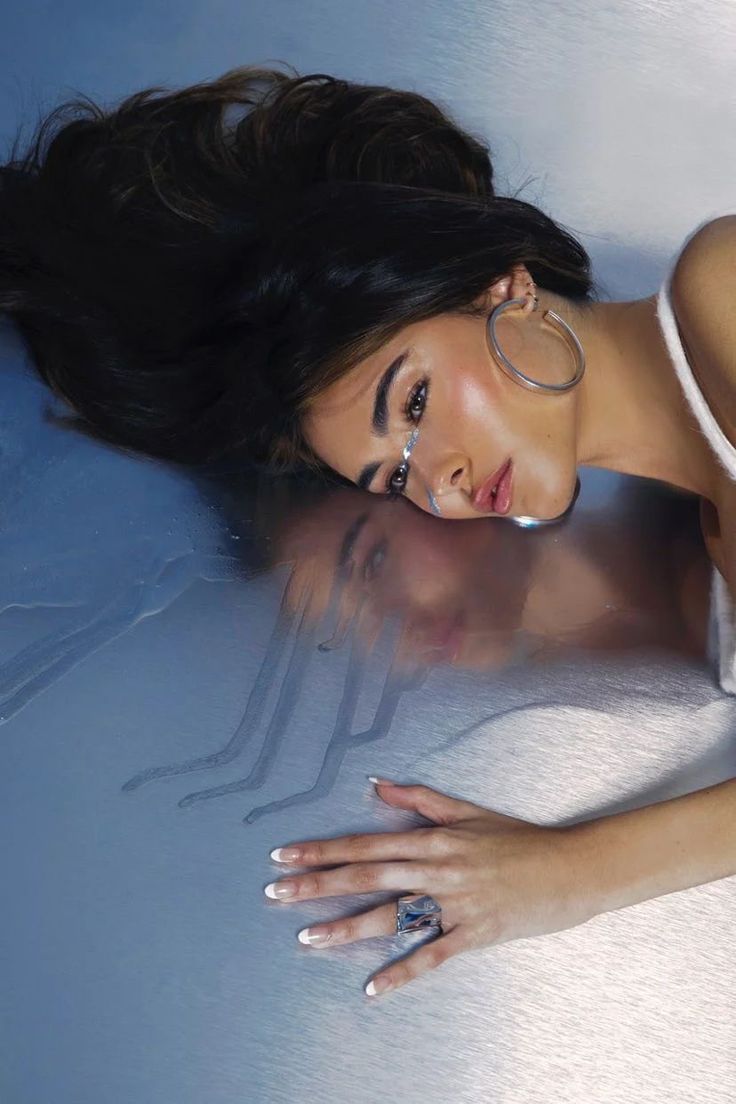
[429,453,472,501]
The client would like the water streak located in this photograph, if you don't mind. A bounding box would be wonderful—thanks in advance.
[242,653,428,823]
[0,549,240,724]
[178,601,318,806]
[122,592,295,791]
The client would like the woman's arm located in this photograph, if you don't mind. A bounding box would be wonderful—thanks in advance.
[265,777,736,996]
[571,776,736,915]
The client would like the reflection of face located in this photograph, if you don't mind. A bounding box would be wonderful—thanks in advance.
[273,479,709,673]
[303,301,581,522]
[280,486,538,669]
[343,498,532,666]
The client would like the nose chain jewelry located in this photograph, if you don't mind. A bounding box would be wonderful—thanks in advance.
[398,424,442,515]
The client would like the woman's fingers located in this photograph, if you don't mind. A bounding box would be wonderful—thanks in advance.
[296,901,400,948]
[269,781,483,872]
[265,860,424,902]
[365,927,466,996]
[296,897,465,998]
[296,900,460,967]
[270,826,437,868]
[372,781,482,825]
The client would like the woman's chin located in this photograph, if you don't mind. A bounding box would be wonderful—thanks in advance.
[515,475,578,523]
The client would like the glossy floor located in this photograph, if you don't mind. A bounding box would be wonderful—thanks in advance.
[3,0,736,1097]
[2,321,735,1103]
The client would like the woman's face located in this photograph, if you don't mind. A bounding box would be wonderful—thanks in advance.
[303,281,582,522]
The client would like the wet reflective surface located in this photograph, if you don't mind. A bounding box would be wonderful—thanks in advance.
[3,319,736,1103]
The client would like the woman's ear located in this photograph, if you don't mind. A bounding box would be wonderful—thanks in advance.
[485,263,534,310]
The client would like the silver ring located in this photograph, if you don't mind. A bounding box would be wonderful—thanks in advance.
[487,298,585,394]
[396,894,443,935]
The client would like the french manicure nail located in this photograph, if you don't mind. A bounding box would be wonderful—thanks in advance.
[264,882,295,899]
[298,927,328,946]
[270,847,300,863]
[365,976,391,997]
[367,775,395,785]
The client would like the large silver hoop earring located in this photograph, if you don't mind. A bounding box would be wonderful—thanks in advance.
[487,297,585,394]
[511,475,581,528]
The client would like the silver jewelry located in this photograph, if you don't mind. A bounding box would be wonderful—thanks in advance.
[402,426,420,465]
[487,295,585,394]
[427,488,442,515]
[390,425,420,494]
[396,894,443,935]
[511,474,581,528]
[397,425,443,515]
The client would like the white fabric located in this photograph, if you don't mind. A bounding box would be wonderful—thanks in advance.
[655,219,736,692]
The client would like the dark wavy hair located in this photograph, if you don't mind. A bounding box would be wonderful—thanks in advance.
[240,184,594,468]
[0,64,592,472]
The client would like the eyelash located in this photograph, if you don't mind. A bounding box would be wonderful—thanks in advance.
[385,378,429,496]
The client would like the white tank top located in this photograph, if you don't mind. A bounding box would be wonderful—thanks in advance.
[656,218,736,692]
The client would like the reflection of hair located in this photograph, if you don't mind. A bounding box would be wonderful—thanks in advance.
[204,466,332,571]
[0,65,496,463]
[0,63,592,474]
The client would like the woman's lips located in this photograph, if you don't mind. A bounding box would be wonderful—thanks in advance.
[471,458,513,516]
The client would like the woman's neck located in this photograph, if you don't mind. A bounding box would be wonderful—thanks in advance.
[555,292,720,502]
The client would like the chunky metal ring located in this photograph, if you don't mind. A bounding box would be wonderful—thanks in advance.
[487,297,586,394]
[396,894,443,935]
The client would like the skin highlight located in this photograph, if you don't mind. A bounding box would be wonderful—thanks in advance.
[304,264,720,528]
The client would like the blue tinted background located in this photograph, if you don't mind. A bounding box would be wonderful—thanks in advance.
[2,4,736,1103]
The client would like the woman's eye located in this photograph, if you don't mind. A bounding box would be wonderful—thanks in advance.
[388,463,408,494]
[362,538,388,582]
[407,380,428,422]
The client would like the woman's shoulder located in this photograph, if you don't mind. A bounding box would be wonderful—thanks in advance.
[671,214,736,296]
[669,215,736,441]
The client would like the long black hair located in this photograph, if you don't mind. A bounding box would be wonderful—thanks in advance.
[0,64,592,471]
[238,183,593,468]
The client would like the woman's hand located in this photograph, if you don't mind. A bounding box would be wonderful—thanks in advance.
[265,779,598,997]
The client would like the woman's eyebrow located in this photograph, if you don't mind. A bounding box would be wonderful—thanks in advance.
[337,511,369,568]
[355,347,412,489]
[356,461,381,491]
[371,349,411,436]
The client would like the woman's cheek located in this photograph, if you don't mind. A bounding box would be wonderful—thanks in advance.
[449,373,505,455]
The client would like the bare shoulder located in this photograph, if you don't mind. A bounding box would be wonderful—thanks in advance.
[672,214,736,296]
[669,216,736,424]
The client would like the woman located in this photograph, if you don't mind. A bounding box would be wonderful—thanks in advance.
[265,193,736,997]
[2,66,735,998]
